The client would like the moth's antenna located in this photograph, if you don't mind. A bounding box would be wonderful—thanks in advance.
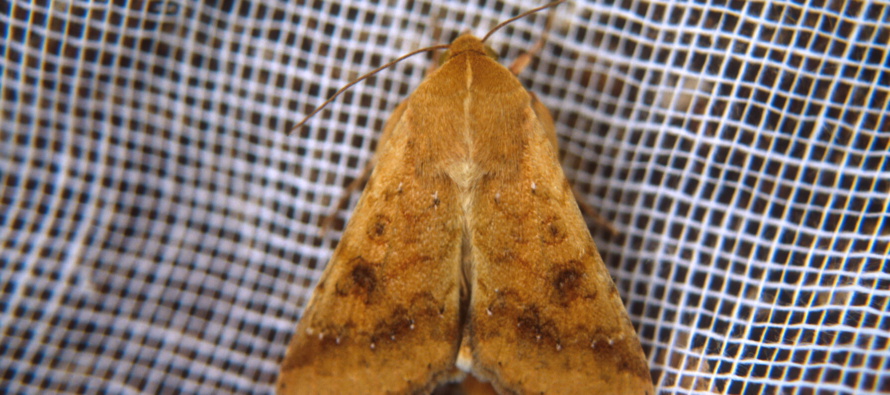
[482,0,566,42]
[290,44,450,134]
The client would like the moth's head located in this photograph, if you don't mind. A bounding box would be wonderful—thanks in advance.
[435,0,564,66]
[440,34,499,64]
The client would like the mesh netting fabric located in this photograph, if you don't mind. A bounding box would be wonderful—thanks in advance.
[1,0,888,393]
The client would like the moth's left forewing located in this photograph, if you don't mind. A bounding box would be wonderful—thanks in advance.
[277,74,465,394]
[463,52,653,395]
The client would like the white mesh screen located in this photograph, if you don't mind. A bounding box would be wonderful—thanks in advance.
[1,0,888,393]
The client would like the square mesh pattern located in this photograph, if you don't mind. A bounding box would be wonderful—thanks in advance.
[1,0,888,393]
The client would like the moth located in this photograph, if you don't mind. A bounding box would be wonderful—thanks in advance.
[278,4,653,394]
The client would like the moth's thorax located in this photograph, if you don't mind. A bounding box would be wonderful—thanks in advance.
[406,37,535,203]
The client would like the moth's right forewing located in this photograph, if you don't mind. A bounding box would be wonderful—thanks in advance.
[277,89,464,394]
[462,53,653,395]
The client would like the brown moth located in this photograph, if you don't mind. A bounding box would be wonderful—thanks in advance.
[278,7,653,395]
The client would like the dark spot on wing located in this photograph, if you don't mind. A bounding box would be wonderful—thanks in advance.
[554,268,580,293]
[551,260,594,306]
[369,292,456,349]
[515,306,558,345]
[371,306,414,345]
[541,215,567,244]
[334,258,378,303]
[351,264,376,292]
[367,213,390,241]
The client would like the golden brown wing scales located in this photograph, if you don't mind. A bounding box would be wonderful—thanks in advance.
[278,33,653,395]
